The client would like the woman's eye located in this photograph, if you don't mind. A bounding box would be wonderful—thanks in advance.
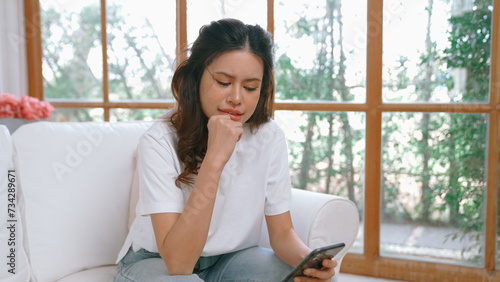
[217,80,230,86]
[244,87,258,91]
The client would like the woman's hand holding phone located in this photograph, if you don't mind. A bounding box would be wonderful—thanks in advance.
[294,258,337,281]
[282,242,345,282]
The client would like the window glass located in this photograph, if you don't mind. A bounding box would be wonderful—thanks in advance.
[48,108,104,122]
[40,0,103,101]
[274,0,366,102]
[274,110,365,252]
[110,108,167,122]
[381,112,487,266]
[382,0,493,103]
[107,0,176,102]
[186,0,267,45]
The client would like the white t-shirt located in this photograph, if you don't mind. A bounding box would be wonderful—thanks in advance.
[117,111,292,262]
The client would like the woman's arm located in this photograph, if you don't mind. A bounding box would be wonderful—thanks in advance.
[151,115,243,275]
[266,212,337,281]
[151,158,222,274]
[266,211,311,267]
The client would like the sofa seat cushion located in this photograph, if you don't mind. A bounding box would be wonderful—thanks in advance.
[12,121,151,282]
[56,265,117,282]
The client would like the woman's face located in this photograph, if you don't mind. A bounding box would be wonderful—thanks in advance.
[199,49,264,124]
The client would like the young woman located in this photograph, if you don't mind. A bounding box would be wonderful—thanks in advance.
[114,18,337,282]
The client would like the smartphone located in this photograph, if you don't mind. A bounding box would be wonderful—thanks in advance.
[281,242,345,282]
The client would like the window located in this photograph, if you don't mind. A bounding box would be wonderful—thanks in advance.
[379,0,492,267]
[24,0,500,280]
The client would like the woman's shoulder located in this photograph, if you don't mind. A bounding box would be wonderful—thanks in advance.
[140,110,178,145]
[254,118,285,138]
[242,119,286,147]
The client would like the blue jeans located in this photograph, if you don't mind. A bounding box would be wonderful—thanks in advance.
[114,246,294,281]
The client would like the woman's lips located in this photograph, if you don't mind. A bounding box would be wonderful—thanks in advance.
[218,109,243,121]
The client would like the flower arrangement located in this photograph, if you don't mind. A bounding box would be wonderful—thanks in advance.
[0,93,55,121]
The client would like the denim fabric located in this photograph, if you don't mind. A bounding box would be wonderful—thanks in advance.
[114,246,338,282]
[114,246,293,282]
[114,247,203,282]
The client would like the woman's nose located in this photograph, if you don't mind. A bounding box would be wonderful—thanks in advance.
[227,86,242,105]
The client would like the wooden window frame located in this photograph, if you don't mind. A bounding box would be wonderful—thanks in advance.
[24,0,500,280]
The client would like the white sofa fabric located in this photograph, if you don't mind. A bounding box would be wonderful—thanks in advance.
[0,125,30,282]
[0,122,359,282]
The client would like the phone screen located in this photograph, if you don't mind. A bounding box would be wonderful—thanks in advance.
[281,242,345,282]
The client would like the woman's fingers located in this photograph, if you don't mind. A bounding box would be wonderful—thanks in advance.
[294,259,338,282]
[205,115,243,165]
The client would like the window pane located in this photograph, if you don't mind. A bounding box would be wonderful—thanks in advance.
[274,111,365,252]
[274,0,366,102]
[40,0,103,101]
[106,0,176,101]
[381,112,487,267]
[48,108,104,122]
[382,0,493,103]
[110,108,167,122]
[187,0,267,45]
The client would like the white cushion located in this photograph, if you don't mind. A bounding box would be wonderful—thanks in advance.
[56,266,117,282]
[12,121,151,282]
[293,189,359,275]
[292,189,359,249]
[127,152,139,230]
[0,125,30,282]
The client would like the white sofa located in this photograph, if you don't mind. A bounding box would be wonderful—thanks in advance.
[0,121,359,282]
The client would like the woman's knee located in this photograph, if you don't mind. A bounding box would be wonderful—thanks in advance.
[115,251,203,282]
[208,247,293,281]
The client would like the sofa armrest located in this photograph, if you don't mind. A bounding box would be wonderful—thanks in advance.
[259,188,359,275]
[0,125,30,282]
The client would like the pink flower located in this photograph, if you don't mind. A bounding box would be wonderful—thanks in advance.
[0,93,54,121]
[0,93,21,119]
[19,95,42,121]
[38,100,55,119]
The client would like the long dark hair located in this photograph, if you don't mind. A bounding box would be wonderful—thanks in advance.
[170,18,275,188]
